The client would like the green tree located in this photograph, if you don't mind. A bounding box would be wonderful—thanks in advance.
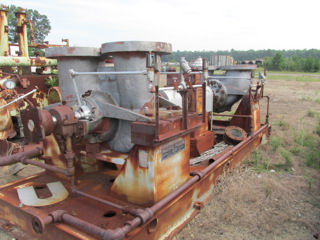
[271,53,284,71]
[303,57,314,72]
[7,5,51,44]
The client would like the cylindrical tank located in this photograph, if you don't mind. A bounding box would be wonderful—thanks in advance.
[45,47,101,106]
[101,41,172,152]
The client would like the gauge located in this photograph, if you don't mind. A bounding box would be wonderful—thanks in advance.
[4,79,17,90]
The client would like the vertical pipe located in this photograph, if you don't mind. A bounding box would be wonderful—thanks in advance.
[0,6,9,56]
[65,136,76,187]
[202,82,206,123]
[15,10,28,57]
[155,86,160,141]
[181,91,188,130]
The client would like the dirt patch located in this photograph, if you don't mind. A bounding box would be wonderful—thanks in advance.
[175,168,320,240]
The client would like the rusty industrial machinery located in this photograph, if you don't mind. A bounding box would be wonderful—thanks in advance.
[0,5,68,141]
[0,40,271,240]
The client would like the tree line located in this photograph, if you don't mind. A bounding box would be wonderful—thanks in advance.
[162,49,320,72]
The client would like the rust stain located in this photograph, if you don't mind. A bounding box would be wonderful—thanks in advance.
[66,47,76,54]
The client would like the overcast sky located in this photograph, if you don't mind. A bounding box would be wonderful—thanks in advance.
[2,0,319,51]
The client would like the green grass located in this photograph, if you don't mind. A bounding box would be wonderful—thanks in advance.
[293,128,320,170]
[269,136,282,151]
[272,120,290,130]
[268,70,320,75]
[248,115,320,172]
[301,96,320,104]
[46,76,59,87]
[246,149,270,172]
[307,110,320,118]
[267,74,320,82]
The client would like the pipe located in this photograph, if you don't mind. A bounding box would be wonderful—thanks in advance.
[202,82,206,123]
[0,145,42,166]
[155,86,160,141]
[35,124,270,239]
[65,136,76,185]
[70,70,147,77]
[15,11,28,57]
[208,76,250,79]
[0,144,75,176]
[263,96,270,124]
[211,114,252,118]
[0,7,9,56]
[21,158,73,176]
[0,88,37,110]
[160,72,203,75]
[181,90,188,129]
[71,189,137,215]
[33,210,143,240]
[159,84,202,91]
[0,56,58,67]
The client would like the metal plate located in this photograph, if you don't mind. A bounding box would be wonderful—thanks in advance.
[17,181,69,207]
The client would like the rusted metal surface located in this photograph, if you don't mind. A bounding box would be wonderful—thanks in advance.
[15,10,29,57]
[0,40,271,240]
[48,86,62,104]
[0,6,9,56]
[0,98,16,139]
[224,125,247,144]
[0,8,68,142]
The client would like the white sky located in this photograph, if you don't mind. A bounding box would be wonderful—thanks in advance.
[2,0,319,51]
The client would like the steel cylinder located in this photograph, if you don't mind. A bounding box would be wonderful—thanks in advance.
[101,41,172,111]
[101,41,172,152]
[46,47,101,106]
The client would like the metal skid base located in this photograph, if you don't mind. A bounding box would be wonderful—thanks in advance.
[0,124,270,240]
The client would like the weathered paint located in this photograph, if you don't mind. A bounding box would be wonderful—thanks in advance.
[0,8,9,56]
[111,135,190,205]
[0,56,58,67]
[0,124,270,240]
[0,98,15,139]
[15,11,28,57]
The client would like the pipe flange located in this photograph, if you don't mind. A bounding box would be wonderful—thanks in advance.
[224,126,247,144]
[32,216,46,234]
